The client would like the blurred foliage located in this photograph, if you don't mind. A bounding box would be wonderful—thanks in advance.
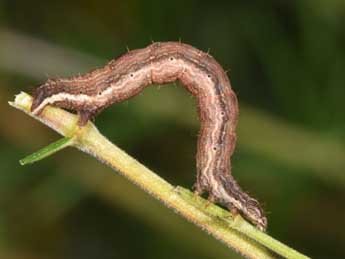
[0,0,344,258]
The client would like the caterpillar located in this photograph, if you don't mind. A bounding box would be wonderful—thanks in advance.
[31,41,267,231]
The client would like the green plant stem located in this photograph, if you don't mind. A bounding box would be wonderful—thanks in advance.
[10,92,310,259]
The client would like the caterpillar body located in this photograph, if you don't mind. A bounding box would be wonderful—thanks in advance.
[31,42,267,231]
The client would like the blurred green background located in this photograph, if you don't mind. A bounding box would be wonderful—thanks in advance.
[0,1,345,258]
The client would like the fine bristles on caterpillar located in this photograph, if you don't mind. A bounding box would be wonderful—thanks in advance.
[31,41,267,230]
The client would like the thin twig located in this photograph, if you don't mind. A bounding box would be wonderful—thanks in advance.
[9,92,310,259]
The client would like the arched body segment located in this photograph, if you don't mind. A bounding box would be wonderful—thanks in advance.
[31,42,267,230]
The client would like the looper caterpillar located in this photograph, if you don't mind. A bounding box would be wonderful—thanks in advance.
[31,42,267,230]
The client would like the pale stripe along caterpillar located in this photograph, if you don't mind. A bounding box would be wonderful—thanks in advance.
[31,42,267,231]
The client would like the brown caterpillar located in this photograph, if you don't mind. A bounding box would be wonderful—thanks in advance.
[31,42,267,230]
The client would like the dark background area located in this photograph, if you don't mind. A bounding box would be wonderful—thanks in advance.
[0,1,344,258]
